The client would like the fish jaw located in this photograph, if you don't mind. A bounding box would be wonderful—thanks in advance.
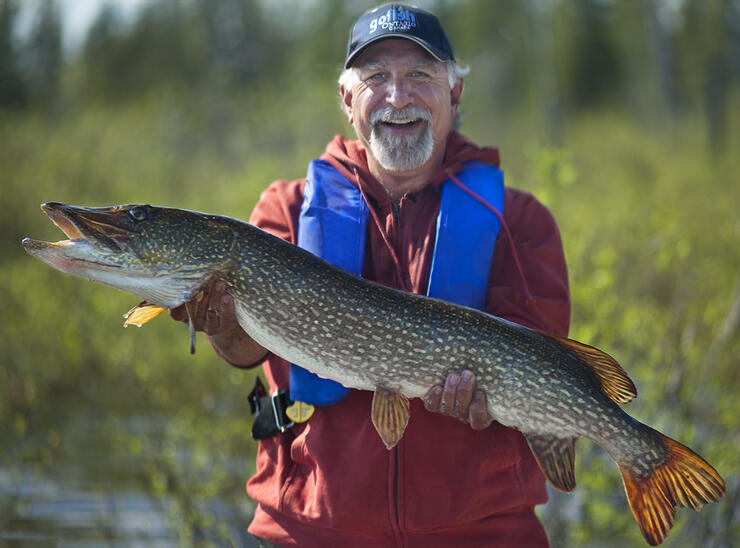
[22,202,135,273]
[22,237,124,279]
[22,202,207,309]
[22,237,198,308]
[22,201,151,291]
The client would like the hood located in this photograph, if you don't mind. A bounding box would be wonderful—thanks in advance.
[319,132,501,205]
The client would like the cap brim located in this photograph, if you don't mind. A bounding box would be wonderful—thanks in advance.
[344,34,450,69]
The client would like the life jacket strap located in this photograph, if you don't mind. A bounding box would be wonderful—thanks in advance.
[287,159,505,406]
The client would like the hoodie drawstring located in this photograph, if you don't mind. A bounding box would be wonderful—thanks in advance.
[353,165,413,293]
[351,164,535,306]
[446,170,536,306]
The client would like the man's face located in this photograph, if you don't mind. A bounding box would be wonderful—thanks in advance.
[341,39,462,174]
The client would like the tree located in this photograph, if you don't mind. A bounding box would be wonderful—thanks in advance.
[24,0,63,107]
[0,0,27,108]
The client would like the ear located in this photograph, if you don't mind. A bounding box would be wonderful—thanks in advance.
[450,79,464,115]
[340,84,354,124]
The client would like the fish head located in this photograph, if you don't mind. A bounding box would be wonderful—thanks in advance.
[22,202,234,308]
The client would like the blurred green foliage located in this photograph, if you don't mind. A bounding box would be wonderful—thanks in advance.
[1,0,738,546]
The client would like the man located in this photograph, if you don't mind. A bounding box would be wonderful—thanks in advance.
[173,4,570,546]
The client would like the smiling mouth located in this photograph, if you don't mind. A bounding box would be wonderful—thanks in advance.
[378,118,427,133]
[383,120,420,127]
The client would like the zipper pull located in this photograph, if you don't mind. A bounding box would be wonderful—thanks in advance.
[392,199,401,223]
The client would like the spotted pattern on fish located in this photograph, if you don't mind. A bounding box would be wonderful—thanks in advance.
[23,203,726,546]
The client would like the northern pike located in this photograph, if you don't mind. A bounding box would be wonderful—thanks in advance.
[22,202,725,545]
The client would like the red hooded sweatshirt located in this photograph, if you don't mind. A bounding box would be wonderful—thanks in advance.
[246,133,570,547]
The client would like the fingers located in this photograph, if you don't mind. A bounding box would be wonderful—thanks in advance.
[167,280,235,336]
[192,289,210,330]
[424,385,443,413]
[204,300,222,334]
[468,391,494,430]
[424,370,492,430]
[202,282,225,334]
[454,370,474,419]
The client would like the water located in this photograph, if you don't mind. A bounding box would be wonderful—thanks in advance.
[0,404,258,547]
[2,466,174,545]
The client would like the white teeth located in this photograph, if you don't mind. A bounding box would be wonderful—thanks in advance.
[370,106,431,126]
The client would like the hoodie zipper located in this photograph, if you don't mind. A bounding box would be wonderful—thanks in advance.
[393,446,407,546]
[387,197,406,545]
[389,195,414,292]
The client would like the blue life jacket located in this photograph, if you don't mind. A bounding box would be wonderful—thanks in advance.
[289,159,505,405]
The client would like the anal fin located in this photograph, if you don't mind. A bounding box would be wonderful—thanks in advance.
[371,388,410,450]
[524,433,577,492]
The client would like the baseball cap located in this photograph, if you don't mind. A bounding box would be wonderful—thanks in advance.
[344,4,455,69]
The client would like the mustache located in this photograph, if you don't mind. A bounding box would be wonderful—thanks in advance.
[370,105,432,126]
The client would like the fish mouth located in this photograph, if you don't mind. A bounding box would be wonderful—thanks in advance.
[21,202,135,268]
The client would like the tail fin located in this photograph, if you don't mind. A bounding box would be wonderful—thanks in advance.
[620,430,725,546]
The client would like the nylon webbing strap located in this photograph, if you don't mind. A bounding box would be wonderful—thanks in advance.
[247,377,294,439]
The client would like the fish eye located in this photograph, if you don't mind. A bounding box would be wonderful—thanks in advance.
[128,207,147,222]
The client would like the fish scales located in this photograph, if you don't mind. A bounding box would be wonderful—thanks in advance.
[228,225,683,471]
[23,203,725,546]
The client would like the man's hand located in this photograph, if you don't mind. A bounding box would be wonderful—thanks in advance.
[170,280,268,367]
[423,370,493,430]
[170,280,237,336]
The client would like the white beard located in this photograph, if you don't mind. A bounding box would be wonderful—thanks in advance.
[368,106,434,172]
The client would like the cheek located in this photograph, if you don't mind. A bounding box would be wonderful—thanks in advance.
[419,86,453,121]
[352,92,379,129]
[431,101,455,136]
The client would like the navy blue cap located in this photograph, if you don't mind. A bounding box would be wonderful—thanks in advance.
[345,4,455,69]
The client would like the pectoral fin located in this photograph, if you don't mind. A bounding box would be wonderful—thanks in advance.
[525,433,578,492]
[123,301,166,327]
[371,388,410,450]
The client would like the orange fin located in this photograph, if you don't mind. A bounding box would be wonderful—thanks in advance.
[371,388,410,450]
[123,301,166,327]
[620,429,726,546]
[524,433,577,492]
[546,333,637,403]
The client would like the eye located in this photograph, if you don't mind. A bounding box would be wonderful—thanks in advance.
[128,206,147,221]
[367,72,386,82]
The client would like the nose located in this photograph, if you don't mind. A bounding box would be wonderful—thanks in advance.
[386,76,413,109]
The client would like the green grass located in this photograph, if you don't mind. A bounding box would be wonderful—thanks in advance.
[1,93,737,546]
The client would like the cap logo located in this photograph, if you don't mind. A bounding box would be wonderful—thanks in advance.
[369,7,417,34]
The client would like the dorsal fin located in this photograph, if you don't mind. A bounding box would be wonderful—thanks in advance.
[545,334,637,403]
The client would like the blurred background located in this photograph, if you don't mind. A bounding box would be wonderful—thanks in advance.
[1,0,738,546]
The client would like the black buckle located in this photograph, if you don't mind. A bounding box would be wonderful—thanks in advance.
[248,377,294,439]
[271,391,294,433]
[248,377,268,414]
